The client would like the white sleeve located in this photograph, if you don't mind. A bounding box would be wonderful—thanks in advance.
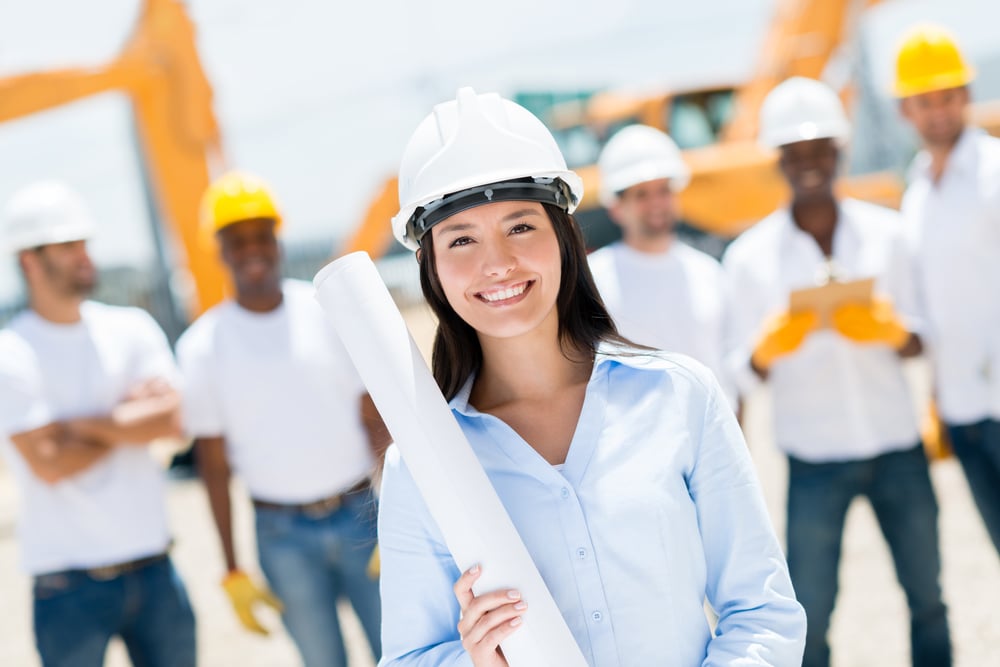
[176,327,226,438]
[0,332,53,436]
[721,248,769,398]
[128,309,180,387]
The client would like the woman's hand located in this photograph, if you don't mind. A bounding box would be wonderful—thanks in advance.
[454,564,526,666]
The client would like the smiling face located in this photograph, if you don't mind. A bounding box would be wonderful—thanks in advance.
[608,177,679,248]
[216,217,282,300]
[778,137,840,202]
[428,200,562,342]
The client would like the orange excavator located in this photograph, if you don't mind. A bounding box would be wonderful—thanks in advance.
[342,0,1000,257]
[2,0,996,315]
[0,0,226,316]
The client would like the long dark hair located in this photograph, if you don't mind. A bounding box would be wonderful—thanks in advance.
[418,203,634,399]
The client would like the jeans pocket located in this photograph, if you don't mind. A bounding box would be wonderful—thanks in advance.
[33,572,81,601]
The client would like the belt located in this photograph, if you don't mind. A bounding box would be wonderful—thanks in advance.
[59,552,170,582]
[252,478,371,517]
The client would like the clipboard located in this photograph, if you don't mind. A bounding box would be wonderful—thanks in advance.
[789,277,875,328]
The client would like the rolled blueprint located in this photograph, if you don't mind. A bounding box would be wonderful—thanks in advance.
[314,251,587,667]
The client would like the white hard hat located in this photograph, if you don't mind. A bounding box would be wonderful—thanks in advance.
[758,77,850,149]
[392,87,584,250]
[3,181,97,253]
[598,125,690,206]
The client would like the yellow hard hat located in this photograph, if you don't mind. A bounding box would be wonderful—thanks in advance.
[200,171,282,238]
[893,24,975,98]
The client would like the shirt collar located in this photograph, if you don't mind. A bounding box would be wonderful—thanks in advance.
[447,342,663,417]
[908,126,983,182]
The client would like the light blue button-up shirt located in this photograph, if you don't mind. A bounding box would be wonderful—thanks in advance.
[377,346,805,666]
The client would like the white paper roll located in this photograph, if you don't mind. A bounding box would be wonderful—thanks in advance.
[314,251,587,667]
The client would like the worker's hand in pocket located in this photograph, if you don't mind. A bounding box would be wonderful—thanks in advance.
[751,310,820,372]
[832,299,909,349]
[454,564,523,667]
[221,570,284,635]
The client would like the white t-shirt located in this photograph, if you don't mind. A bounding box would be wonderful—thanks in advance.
[901,128,1000,424]
[0,302,174,575]
[176,280,373,503]
[589,240,735,407]
[722,199,921,463]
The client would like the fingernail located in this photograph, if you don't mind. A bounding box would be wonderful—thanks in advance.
[510,617,523,627]
[514,601,527,610]
[506,589,521,600]
[468,564,480,575]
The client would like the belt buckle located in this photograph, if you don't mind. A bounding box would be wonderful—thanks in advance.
[87,564,124,581]
[303,494,341,519]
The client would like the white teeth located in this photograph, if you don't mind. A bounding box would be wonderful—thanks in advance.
[480,283,527,302]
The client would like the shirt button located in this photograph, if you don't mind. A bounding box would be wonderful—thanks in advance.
[576,548,587,559]
[592,611,603,622]
[560,487,570,499]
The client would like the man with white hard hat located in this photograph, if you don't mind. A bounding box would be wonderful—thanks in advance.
[176,171,387,667]
[589,124,735,407]
[722,77,952,667]
[0,181,196,666]
[894,24,1000,560]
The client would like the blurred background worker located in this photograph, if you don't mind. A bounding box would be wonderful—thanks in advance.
[588,125,735,408]
[894,23,1000,560]
[722,77,951,667]
[0,182,195,667]
[176,171,386,667]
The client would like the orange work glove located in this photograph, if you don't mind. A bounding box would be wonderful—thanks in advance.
[921,401,953,461]
[832,299,910,349]
[221,570,284,635]
[367,545,380,580]
[751,310,820,371]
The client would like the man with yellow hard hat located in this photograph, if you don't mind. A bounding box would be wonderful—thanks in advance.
[176,172,388,666]
[895,25,1000,560]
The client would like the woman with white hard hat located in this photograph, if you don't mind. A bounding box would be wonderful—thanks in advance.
[377,87,806,666]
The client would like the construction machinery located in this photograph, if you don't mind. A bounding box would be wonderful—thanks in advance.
[342,0,1000,257]
[2,0,998,314]
[0,0,226,316]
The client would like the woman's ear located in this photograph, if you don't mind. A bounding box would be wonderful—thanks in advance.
[415,248,423,263]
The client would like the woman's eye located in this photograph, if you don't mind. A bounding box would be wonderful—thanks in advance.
[510,223,535,234]
[449,236,473,248]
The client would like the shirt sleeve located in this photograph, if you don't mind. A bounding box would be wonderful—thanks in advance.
[128,309,180,387]
[689,376,807,665]
[176,327,226,438]
[377,446,474,667]
[0,332,53,436]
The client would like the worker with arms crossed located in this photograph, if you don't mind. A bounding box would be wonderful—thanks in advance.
[722,77,952,667]
[0,181,196,667]
[894,24,1000,559]
[176,171,388,667]
[588,124,736,409]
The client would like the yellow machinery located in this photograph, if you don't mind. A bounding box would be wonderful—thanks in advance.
[0,0,226,315]
[2,0,998,310]
[341,0,998,256]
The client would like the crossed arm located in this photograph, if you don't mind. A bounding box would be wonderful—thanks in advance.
[10,377,182,485]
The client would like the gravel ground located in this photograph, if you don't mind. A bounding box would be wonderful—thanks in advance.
[1,307,997,666]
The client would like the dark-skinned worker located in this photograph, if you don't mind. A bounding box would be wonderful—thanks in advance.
[589,124,736,408]
[0,181,196,667]
[722,77,952,667]
[894,23,1000,559]
[176,171,387,667]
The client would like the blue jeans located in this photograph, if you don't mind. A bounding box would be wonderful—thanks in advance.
[255,487,382,667]
[947,418,1000,555]
[33,557,196,667]
[786,445,951,667]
